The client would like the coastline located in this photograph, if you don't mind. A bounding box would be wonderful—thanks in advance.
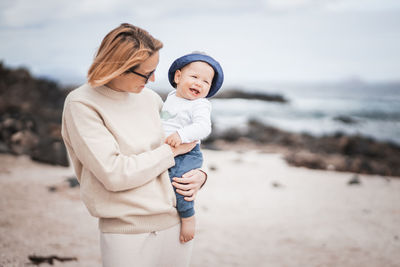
[1,151,399,267]
[204,119,400,178]
[1,63,399,177]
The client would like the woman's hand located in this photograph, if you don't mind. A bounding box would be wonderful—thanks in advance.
[172,169,207,201]
[170,141,196,157]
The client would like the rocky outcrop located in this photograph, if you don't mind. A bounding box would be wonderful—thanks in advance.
[2,62,399,177]
[0,63,69,166]
[333,115,359,124]
[204,119,400,177]
[156,88,288,103]
[215,89,288,103]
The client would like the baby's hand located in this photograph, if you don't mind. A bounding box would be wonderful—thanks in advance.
[166,132,182,147]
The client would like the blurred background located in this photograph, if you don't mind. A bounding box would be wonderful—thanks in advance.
[1,0,400,85]
[1,1,400,266]
[1,0,399,175]
[1,0,400,142]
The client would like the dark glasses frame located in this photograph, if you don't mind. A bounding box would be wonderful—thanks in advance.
[127,67,155,82]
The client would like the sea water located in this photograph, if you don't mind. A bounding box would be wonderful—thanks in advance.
[211,81,400,144]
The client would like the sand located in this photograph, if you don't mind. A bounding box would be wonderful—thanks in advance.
[0,149,399,267]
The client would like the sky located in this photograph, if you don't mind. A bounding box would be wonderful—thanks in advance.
[0,0,399,88]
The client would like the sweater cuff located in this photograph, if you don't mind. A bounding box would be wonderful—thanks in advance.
[159,143,176,169]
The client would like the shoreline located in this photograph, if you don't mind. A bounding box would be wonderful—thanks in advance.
[203,119,400,178]
[1,63,399,177]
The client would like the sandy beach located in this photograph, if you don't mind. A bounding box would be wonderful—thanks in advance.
[1,149,399,267]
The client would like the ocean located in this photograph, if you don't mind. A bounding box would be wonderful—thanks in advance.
[210,81,400,145]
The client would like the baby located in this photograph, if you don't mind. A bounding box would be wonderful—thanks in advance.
[161,52,223,243]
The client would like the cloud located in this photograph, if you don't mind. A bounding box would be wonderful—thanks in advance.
[0,0,399,84]
[263,0,400,12]
[0,0,135,28]
[264,0,325,10]
[323,0,400,12]
[0,0,71,27]
[2,0,399,29]
[0,0,329,28]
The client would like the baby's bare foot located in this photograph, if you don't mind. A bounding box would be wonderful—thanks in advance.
[180,216,196,243]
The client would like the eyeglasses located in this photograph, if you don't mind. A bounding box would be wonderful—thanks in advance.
[127,68,155,83]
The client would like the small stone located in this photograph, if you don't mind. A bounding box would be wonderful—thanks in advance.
[348,175,361,185]
[66,177,79,188]
[209,165,217,171]
[47,186,57,192]
[271,181,283,188]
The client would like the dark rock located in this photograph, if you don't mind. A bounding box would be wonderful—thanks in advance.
[0,141,10,153]
[215,89,288,103]
[66,177,79,188]
[348,175,361,185]
[9,130,39,155]
[200,142,221,150]
[271,181,284,188]
[31,139,69,167]
[333,115,359,124]
[219,128,242,142]
[209,165,217,171]
[157,88,289,103]
[0,62,70,166]
[47,186,57,192]
[285,152,327,170]
[206,118,400,177]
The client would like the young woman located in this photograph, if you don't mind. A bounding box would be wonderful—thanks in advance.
[61,23,207,267]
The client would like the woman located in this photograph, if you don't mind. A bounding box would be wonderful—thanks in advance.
[61,23,207,267]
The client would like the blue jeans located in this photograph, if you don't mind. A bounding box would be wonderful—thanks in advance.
[168,144,203,218]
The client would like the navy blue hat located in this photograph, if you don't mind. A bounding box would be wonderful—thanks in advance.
[168,53,224,98]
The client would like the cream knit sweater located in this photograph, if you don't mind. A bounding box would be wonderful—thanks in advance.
[61,84,179,234]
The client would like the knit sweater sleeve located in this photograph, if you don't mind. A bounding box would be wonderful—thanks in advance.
[177,99,212,143]
[63,101,175,192]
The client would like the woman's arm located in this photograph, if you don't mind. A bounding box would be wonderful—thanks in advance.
[62,101,176,192]
[171,169,207,201]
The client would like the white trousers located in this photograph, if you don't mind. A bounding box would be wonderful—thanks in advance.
[100,224,193,267]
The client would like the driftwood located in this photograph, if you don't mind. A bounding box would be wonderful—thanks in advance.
[28,255,77,265]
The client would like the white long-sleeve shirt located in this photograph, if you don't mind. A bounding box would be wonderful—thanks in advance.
[161,90,212,143]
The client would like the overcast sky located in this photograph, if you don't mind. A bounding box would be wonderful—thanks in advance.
[0,0,399,88]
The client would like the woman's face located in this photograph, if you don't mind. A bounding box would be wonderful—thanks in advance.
[107,51,159,93]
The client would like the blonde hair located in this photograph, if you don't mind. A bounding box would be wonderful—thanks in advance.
[87,23,163,87]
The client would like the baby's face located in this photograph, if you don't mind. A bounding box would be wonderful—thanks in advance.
[174,61,214,100]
